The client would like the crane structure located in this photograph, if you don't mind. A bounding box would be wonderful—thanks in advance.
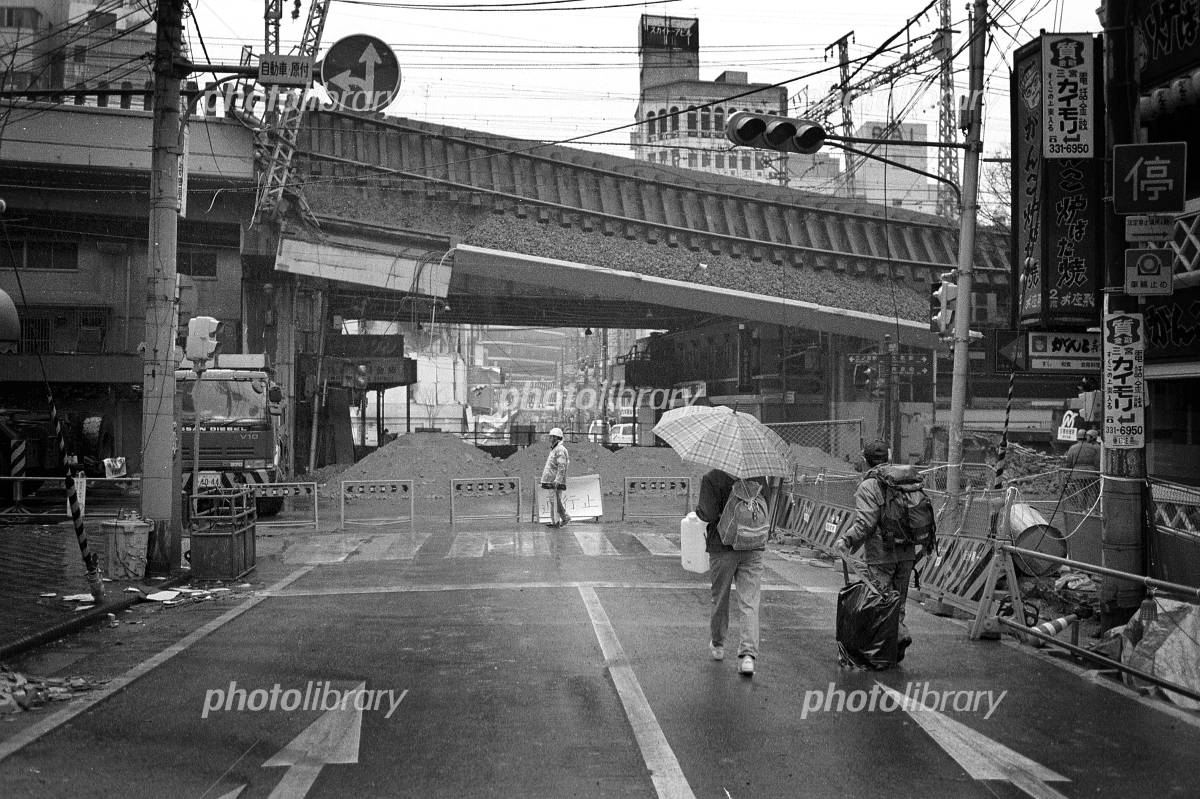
[797,0,958,221]
[255,0,333,222]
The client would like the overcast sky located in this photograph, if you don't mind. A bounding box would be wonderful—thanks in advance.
[189,0,1100,181]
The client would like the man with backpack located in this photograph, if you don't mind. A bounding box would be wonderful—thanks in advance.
[834,440,937,662]
[696,468,771,677]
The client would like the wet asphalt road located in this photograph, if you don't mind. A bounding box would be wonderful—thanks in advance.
[0,522,1197,798]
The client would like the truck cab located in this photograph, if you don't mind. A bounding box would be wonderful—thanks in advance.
[176,354,288,516]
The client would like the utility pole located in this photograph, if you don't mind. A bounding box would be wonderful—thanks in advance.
[827,32,857,198]
[945,0,986,501]
[143,0,186,570]
[935,0,961,222]
[1099,0,1145,627]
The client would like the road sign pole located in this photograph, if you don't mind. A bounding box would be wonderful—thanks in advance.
[1099,0,1146,628]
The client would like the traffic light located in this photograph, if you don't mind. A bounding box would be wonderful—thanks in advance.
[931,272,957,334]
[853,364,877,394]
[185,316,222,363]
[725,111,827,155]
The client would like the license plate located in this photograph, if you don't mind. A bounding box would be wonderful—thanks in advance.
[196,472,223,488]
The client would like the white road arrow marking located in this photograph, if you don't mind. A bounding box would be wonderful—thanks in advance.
[358,44,381,94]
[263,681,369,799]
[877,684,1069,799]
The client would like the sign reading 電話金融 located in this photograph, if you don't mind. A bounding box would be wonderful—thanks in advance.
[1102,312,1146,449]
[1042,34,1095,159]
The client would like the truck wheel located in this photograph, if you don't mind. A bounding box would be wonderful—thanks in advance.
[81,415,116,474]
[256,497,284,517]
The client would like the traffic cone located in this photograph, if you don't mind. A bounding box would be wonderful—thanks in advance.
[1032,614,1079,638]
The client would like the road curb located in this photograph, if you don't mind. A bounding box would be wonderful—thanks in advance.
[0,571,193,661]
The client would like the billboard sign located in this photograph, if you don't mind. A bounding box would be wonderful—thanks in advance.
[1102,312,1146,449]
[1042,33,1096,158]
[1028,331,1102,372]
[1113,142,1187,215]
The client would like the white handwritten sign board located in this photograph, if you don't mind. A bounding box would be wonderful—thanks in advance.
[535,474,603,522]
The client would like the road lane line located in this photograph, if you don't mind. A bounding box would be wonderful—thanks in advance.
[631,532,678,556]
[268,581,838,597]
[577,586,696,799]
[0,566,314,763]
[573,529,621,556]
[446,529,487,557]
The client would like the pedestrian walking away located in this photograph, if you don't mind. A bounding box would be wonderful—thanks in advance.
[696,468,770,677]
[834,440,937,665]
[540,427,570,528]
[1064,428,1102,472]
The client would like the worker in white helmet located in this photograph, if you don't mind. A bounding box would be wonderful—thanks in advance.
[540,427,571,528]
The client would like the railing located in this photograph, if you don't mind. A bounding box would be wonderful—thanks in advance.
[449,478,522,525]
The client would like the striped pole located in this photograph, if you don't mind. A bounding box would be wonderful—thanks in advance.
[47,393,104,602]
[1031,613,1080,638]
[992,369,1016,489]
[9,438,26,510]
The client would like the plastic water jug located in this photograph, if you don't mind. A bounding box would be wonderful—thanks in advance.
[680,512,709,573]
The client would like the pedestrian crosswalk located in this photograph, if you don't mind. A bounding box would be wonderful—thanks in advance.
[285,527,685,564]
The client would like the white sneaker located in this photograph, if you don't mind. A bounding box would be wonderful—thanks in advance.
[738,655,755,676]
[709,642,724,661]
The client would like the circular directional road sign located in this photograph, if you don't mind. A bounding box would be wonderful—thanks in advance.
[320,34,401,113]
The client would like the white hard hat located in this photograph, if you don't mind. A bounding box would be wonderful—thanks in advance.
[549,427,564,439]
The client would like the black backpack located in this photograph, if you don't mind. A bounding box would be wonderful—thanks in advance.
[870,465,937,552]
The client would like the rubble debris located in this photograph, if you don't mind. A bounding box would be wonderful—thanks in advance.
[145,590,180,602]
[61,594,94,603]
[0,667,108,713]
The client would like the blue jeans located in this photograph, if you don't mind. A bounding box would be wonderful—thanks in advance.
[708,549,764,659]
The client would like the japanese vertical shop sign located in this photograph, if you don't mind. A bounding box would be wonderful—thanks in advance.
[1012,39,1044,323]
[1102,312,1146,449]
[1012,34,1103,330]
[1043,33,1095,158]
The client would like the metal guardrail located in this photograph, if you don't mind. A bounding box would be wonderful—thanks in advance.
[0,475,141,522]
[449,478,521,525]
[340,479,414,530]
[622,477,692,520]
[242,482,319,529]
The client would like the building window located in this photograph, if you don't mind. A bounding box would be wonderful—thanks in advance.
[687,152,697,168]
[701,152,710,168]
[700,107,711,133]
[657,111,668,136]
[686,106,697,134]
[18,307,109,354]
[715,153,725,169]
[669,107,679,132]
[741,153,751,170]
[178,249,218,278]
[714,107,725,131]
[72,45,86,64]
[1,240,79,270]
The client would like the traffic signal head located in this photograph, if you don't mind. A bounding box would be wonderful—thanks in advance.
[185,316,222,363]
[725,111,827,155]
[931,274,958,334]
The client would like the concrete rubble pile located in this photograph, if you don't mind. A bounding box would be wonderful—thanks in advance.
[0,666,106,713]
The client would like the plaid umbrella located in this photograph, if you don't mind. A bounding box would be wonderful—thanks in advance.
[652,409,794,479]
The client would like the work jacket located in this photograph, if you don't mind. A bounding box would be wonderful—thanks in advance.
[844,465,917,566]
[540,442,569,486]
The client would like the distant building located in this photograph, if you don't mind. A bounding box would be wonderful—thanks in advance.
[630,13,938,214]
[0,1,156,95]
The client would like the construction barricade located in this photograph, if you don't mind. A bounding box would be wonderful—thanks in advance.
[969,487,1200,705]
[449,477,521,525]
[243,482,318,529]
[0,474,141,522]
[622,477,691,521]
[341,479,414,531]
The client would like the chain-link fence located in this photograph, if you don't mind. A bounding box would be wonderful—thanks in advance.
[766,419,863,464]
[1149,478,1200,588]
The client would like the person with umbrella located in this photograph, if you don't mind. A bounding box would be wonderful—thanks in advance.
[654,407,793,677]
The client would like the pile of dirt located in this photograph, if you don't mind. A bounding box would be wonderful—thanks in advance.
[321,432,507,500]
[788,444,858,477]
[501,440,616,494]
